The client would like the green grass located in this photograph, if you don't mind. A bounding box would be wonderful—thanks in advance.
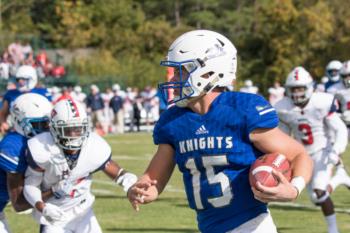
[5,133,350,233]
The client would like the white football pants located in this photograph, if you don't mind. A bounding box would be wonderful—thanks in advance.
[226,212,277,233]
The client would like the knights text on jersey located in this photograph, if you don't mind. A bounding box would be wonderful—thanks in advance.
[153,92,278,233]
[0,132,28,209]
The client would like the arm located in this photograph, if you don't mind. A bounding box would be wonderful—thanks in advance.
[23,167,66,224]
[0,100,9,133]
[127,144,176,210]
[325,113,348,155]
[7,173,29,212]
[23,167,45,212]
[250,127,313,202]
[102,159,137,192]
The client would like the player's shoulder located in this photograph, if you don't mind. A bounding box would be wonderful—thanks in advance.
[85,132,111,154]
[310,92,334,108]
[274,97,293,111]
[3,89,20,99]
[218,91,266,106]
[87,132,109,147]
[27,132,57,164]
[155,104,187,128]
[81,132,111,167]
[0,131,26,152]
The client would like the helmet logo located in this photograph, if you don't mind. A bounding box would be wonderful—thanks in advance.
[51,109,57,118]
[294,69,299,80]
[67,99,80,117]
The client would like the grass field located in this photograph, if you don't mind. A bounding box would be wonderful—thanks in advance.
[5,132,350,233]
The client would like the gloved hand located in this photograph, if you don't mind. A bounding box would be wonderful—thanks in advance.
[42,203,66,224]
[116,170,138,192]
[327,149,339,165]
[52,179,75,199]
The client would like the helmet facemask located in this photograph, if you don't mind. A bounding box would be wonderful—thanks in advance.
[15,77,34,92]
[50,119,89,151]
[20,117,50,138]
[341,73,350,88]
[287,85,312,106]
[326,69,340,82]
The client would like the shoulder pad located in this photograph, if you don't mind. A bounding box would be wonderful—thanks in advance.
[27,132,60,168]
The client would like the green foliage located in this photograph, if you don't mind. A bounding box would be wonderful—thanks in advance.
[1,0,350,93]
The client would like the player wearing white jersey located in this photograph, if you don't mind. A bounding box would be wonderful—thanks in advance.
[23,99,137,233]
[275,67,348,233]
[334,61,350,126]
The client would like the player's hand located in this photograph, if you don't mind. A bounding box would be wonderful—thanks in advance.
[326,149,339,165]
[52,179,75,198]
[116,172,138,192]
[42,203,67,224]
[0,122,9,134]
[127,179,158,211]
[251,169,298,203]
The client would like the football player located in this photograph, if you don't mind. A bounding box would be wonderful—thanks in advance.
[23,99,137,233]
[0,65,52,133]
[127,30,313,233]
[334,60,350,133]
[0,93,54,232]
[325,60,343,94]
[275,66,348,233]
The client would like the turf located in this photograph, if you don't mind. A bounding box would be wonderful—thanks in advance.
[5,133,350,233]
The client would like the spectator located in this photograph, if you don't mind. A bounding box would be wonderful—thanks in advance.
[71,85,87,109]
[132,95,143,132]
[110,85,125,134]
[53,86,72,104]
[239,79,259,94]
[86,84,104,133]
[268,81,285,106]
[101,87,114,133]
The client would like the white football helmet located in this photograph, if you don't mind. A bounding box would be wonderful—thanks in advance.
[326,60,342,82]
[50,99,89,150]
[159,30,237,107]
[340,60,350,88]
[10,93,52,138]
[15,65,38,91]
[244,80,253,87]
[285,66,314,105]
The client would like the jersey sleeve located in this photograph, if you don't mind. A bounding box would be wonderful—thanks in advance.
[153,117,172,145]
[246,95,279,133]
[328,97,338,115]
[25,149,44,170]
[0,144,27,173]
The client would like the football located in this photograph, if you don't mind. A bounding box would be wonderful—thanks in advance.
[249,153,292,188]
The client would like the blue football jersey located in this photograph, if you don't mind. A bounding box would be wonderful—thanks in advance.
[3,87,52,107]
[153,92,278,233]
[0,132,28,211]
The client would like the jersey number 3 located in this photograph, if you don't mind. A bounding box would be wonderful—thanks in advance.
[298,123,314,145]
[185,155,233,210]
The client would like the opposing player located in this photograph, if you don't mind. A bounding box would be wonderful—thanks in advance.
[0,65,52,133]
[0,93,53,232]
[325,60,343,94]
[127,30,313,233]
[23,99,137,233]
[275,66,348,233]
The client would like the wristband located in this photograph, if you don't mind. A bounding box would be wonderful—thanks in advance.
[291,176,306,197]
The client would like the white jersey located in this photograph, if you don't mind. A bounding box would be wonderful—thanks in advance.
[27,132,111,222]
[335,88,350,125]
[327,81,346,94]
[275,93,335,154]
